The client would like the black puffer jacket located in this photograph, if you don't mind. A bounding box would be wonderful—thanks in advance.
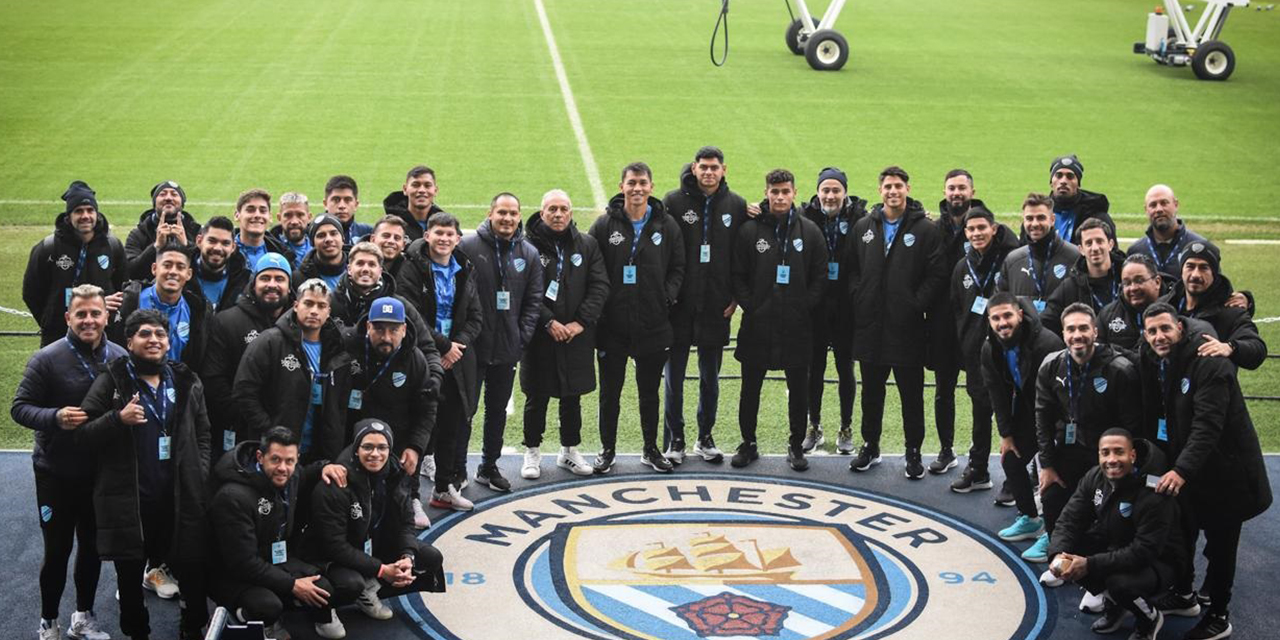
[999,229,1080,307]
[1125,221,1207,282]
[1095,275,1176,358]
[232,312,354,463]
[111,281,213,370]
[342,320,438,456]
[937,199,992,271]
[1138,317,1272,522]
[382,191,444,243]
[328,272,442,362]
[78,358,211,561]
[980,299,1065,439]
[951,223,1021,374]
[291,250,346,291]
[664,165,749,348]
[186,251,251,313]
[1040,251,1125,335]
[732,205,827,369]
[1035,344,1142,469]
[1047,439,1184,576]
[847,199,946,367]
[927,200,995,371]
[1160,275,1266,371]
[1042,189,1113,245]
[802,194,867,351]
[125,209,203,281]
[23,210,127,346]
[459,220,544,365]
[588,195,685,357]
[520,213,610,398]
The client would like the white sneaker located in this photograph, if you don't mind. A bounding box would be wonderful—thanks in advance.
[521,447,542,479]
[263,619,292,640]
[1038,568,1063,588]
[410,498,431,530]
[356,579,393,620]
[67,611,109,640]
[557,447,593,476]
[313,609,346,639]
[38,620,62,640]
[418,455,436,481]
[1080,589,1108,613]
[142,564,180,599]
[429,485,474,511]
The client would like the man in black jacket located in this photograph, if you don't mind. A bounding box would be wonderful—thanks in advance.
[800,167,866,455]
[23,181,127,346]
[981,293,1064,546]
[12,284,126,640]
[188,216,249,313]
[1098,254,1165,356]
[1041,217,1123,335]
[949,208,1020,493]
[323,175,373,247]
[208,428,354,640]
[1047,154,1113,245]
[202,254,294,460]
[519,191,611,479]
[383,165,446,243]
[459,193,543,491]
[847,166,946,478]
[589,162,685,474]
[234,188,296,270]
[1000,193,1080,314]
[370,215,410,278]
[1139,303,1272,639]
[232,279,354,464]
[1160,240,1266,372]
[730,169,827,471]
[78,308,212,640]
[272,191,314,268]
[1127,184,1207,281]
[328,241,440,360]
[125,180,202,281]
[1047,429,1181,640]
[293,214,347,291]
[112,243,213,370]
[661,147,747,464]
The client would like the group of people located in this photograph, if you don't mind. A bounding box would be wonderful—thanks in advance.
[13,148,1270,640]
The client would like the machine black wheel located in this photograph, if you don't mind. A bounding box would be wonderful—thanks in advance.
[1192,40,1235,80]
[785,17,820,55]
[804,29,849,71]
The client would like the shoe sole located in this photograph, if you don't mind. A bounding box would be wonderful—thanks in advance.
[557,460,595,476]
[998,529,1044,542]
[593,465,613,475]
[851,456,881,472]
[788,457,809,471]
[664,451,686,464]
[994,498,1016,507]
[642,458,674,473]
[521,469,541,479]
[1157,604,1201,617]
[1186,622,1230,640]
[802,437,824,453]
[693,449,725,463]
[951,480,994,493]
[475,476,512,493]
[1021,553,1049,563]
[429,499,474,512]
[142,582,178,600]
[1091,614,1127,634]
[928,459,959,475]
[730,453,759,468]
[905,465,925,480]
[836,446,854,455]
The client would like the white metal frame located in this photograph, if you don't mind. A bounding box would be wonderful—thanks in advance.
[792,0,848,35]
[1163,0,1247,48]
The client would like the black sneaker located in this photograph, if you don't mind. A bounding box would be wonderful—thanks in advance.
[693,436,725,463]
[787,446,809,471]
[904,448,925,479]
[730,442,759,468]
[1131,609,1163,640]
[928,448,958,474]
[664,438,686,465]
[1090,599,1127,634]
[1195,587,1212,610]
[850,444,881,472]
[951,467,993,493]
[642,446,674,473]
[1151,590,1201,617]
[593,448,616,475]
[475,465,511,492]
[1183,612,1231,640]
[994,479,1016,507]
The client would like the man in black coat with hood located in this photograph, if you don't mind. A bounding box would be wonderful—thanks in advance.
[1159,240,1266,372]
[328,241,441,361]
[293,214,347,291]
[1046,154,1113,245]
[1041,217,1124,335]
[233,188,297,270]
[1139,303,1271,639]
[383,165,446,243]
[661,146,747,465]
[589,162,685,475]
[125,180,202,280]
[23,181,127,346]
[186,216,250,313]
[1001,192,1080,315]
[112,242,213,371]
[78,308,212,640]
[1127,184,1207,282]
[847,166,946,479]
[1098,254,1166,357]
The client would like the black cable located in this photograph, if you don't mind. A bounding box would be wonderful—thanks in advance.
[784,0,795,22]
[710,0,729,67]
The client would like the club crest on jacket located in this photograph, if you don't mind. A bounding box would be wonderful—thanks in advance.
[1108,317,1126,334]
[862,229,874,244]
[682,210,698,225]
[56,255,74,270]
[244,330,259,344]
[608,231,624,246]
[755,238,770,254]
[281,354,301,372]
[350,501,363,520]
[258,498,272,516]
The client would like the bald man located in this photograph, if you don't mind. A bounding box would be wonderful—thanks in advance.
[1125,185,1206,282]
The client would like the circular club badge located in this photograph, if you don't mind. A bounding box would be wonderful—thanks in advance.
[404,475,1051,639]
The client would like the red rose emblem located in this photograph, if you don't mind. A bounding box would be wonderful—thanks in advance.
[671,591,791,637]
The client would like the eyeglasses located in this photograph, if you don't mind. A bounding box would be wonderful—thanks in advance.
[1121,277,1152,288]
[358,443,390,453]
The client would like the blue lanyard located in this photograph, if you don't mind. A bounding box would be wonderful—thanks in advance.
[1157,359,1170,414]
[554,244,565,282]
[628,217,648,264]
[702,197,712,245]
[362,340,399,390]
[494,239,509,289]
[72,245,88,283]
[967,254,997,293]
[1065,356,1089,423]
[1026,242,1051,299]
[1148,227,1185,272]
[774,208,795,264]
[126,360,171,433]
[1090,279,1120,310]
[824,216,841,257]
[64,337,104,379]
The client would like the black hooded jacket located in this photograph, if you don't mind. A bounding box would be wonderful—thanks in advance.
[1045,189,1114,245]
[111,281,213,370]
[663,165,749,348]
[459,219,544,365]
[802,193,867,349]
[847,198,946,367]
[382,191,444,243]
[1126,221,1207,282]
[1040,250,1125,335]
[980,299,1066,439]
[951,223,1021,374]
[927,200,996,371]
[520,212,610,398]
[328,271,443,363]
[125,209,203,281]
[588,194,685,357]
[1035,344,1142,469]
[234,230,297,270]
[23,210,128,346]
[999,228,1080,306]
[342,321,438,456]
[1160,275,1266,371]
[291,249,347,291]
[186,250,251,313]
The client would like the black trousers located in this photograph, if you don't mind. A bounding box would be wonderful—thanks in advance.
[739,364,808,450]
[858,362,925,450]
[1175,497,1243,615]
[433,377,469,494]
[114,501,208,638]
[932,362,959,451]
[808,342,855,430]
[597,349,667,450]
[34,468,100,621]
[222,558,354,625]
[663,343,724,446]
[522,393,583,448]
[326,541,447,599]
[962,362,994,471]
[475,362,518,468]
[1000,430,1040,518]
[1041,446,1098,535]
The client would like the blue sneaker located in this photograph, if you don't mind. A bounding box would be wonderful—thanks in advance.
[998,515,1044,542]
[1021,533,1051,563]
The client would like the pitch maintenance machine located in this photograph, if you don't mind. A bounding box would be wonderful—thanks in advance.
[1134,0,1249,80]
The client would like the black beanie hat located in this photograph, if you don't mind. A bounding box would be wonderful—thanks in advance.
[817,167,848,191]
[308,214,344,244]
[1179,240,1221,276]
[61,181,98,214]
[151,180,187,208]
[353,418,394,452]
[961,207,995,227]
[1050,154,1084,181]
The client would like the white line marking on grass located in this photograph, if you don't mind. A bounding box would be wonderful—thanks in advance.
[0,306,33,317]
[1256,317,1280,324]
[533,0,607,212]
[0,199,491,210]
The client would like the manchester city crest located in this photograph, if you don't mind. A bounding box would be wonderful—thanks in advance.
[1118,502,1133,518]
[177,321,190,339]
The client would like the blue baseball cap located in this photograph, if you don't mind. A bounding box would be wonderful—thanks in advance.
[254,252,292,277]
[368,296,406,324]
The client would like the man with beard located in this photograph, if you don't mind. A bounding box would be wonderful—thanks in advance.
[1159,241,1266,372]
[661,146,747,465]
[949,207,1020,493]
[847,166,945,479]
[519,190,610,479]
[384,166,446,243]
[79,308,213,640]
[272,192,313,268]
[370,215,410,277]
[800,167,865,455]
[323,175,372,247]
[234,189,296,268]
[202,254,294,459]
[294,215,347,290]
[126,180,202,280]
[1001,193,1080,314]
[1127,185,1207,281]
[1046,154,1113,245]
[1139,303,1271,640]
[23,181,127,346]
[1098,255,1164,355]
[187,216,248,312]
[13,284,126,640]
[1041,218,1124,335]
[327,241,442,363]
[233,279,354,463]
[981,293,1064,546]
[114,243,212,369]
[589,162,685,474]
